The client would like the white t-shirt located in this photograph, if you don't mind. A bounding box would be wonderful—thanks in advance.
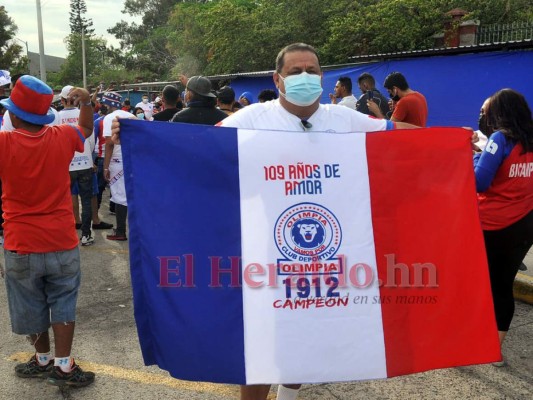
[0,108,59,131]
[103,109,134,161]
[58,107,95,171]
[135,101,154,120]
[220,99,392,133]
[337,94,357,110]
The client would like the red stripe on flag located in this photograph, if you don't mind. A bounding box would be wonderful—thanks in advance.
[366,127,501,377]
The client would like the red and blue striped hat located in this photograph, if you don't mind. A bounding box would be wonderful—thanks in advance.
[101,91,122,109]
[0,75,55,125]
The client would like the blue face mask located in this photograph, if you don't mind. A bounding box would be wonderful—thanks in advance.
[137,113,145,120]
[279,72,323,107]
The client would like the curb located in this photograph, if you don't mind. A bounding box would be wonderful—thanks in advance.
[514,272,533,305]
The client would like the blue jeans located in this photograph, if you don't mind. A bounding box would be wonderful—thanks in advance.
[70,168,93,236]
[4,248,81,335]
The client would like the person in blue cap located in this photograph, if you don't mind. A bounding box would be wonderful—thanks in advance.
[239,91,254,107]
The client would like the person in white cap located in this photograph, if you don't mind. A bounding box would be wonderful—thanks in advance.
[58,85,97,246]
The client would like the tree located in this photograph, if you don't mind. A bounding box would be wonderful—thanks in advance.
[456,0,533,24]
[55,34,98,86]
[166,1,213,78]
[105,0,533,79]
[69,0,94,35]
[166,0,337,76]
[0,6,26,74]
[108,0,180,79]
[321,0,533,63]
[54,1,100,86]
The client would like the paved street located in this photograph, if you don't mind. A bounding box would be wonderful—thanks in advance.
[521,248,532,278]
[0,203,531,400]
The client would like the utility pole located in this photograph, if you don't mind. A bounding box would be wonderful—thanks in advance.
[14,37,29,57]
[82,27,87,88]
[36,0,46,82]
[13,37,30,73]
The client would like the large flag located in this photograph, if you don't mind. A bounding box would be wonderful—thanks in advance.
[120,119,500,385]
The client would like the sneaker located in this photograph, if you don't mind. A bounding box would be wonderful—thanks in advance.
[106,230,127,241]
[81,234,95,246]
[47,361,95,388]
[92,221,113,230]
[15,354,53,379]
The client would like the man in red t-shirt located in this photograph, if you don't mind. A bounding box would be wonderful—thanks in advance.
[0,75,95,388]
[368,71,428,127]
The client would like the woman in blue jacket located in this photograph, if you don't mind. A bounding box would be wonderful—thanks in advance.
[474,89,533,358]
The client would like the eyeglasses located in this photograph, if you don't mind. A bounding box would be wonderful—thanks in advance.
[300,119,312,131]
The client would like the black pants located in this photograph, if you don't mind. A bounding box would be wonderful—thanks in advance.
[484,210,533,331]
[115,204,128,237]
[69,168,93,237]
[95,157,107,209]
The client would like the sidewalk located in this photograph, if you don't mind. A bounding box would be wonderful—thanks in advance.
[515,248,533,305]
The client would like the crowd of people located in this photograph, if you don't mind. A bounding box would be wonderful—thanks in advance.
[0,41,531,399]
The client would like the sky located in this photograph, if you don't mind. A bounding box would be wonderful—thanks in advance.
[3,0,142,58]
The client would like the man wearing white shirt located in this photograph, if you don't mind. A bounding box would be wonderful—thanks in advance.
[221,42,418,400]
[103,92,134,241]
[59,85,95,246]
[328,76,357,110]
[135,94,154,120]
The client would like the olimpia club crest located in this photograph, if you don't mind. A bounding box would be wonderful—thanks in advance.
[275,202,343,275]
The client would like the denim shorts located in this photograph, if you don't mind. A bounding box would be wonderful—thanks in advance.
[71,173,99,196]
[3,247,81,335]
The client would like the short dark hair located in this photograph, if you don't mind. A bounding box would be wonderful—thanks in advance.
[162,85,179,106]
[11,74,24,85]
[275,43,319,73]
[338,76,352,93]
[384,72,409,91]
[357,73,376,87]
[0,95,7,111]
[258,89,278,102]
[217,86,235,104]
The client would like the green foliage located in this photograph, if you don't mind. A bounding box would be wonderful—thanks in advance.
[53,0,148,88]
[53,0,533,84]
[167,0,341,75]
[54,34,117,86]
[167,1,214,78]
[322,0,445,62]
[108,0,180,79]
[6,0,533,87]
[455,0,533,24]
[0,6,25,73]
[69,0,95,35]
